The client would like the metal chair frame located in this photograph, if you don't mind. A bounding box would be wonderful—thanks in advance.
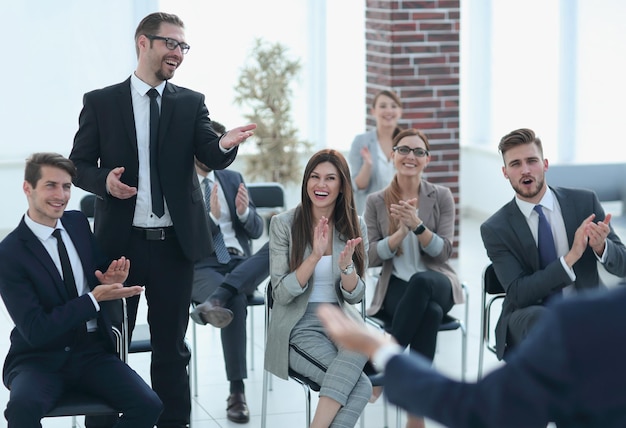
[477,263,506,379]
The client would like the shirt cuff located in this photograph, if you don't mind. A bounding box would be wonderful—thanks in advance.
[238,207,250,223]
[88,292,100,312]
[218,134,234,153]
[372,343,404,372]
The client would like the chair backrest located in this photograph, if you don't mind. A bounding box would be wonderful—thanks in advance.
[80,194,97,219]
[248,182,286,211]
[484,263,505,295]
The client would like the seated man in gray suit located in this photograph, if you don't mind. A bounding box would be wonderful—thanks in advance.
[189,122,269,423]
[480,128,626,359]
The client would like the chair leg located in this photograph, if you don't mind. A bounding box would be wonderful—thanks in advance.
[250,306,255,371]
[191,320,198,397]
[461,323,467,381]
[261,369,270,428]
[302,383,312,428]
[395,405,401,428]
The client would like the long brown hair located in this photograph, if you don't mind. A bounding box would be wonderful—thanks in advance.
[384,128,431,237]
[290,149,365,276]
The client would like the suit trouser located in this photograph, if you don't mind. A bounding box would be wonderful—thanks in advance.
[125,233,193,428]
[191,244,269,381]
[5,337,162,428]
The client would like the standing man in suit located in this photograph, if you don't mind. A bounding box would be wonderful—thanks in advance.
[0,153,163,428]
[317,286,626,428]
[480,128,626,359]
[188,144,269,423]
[69,12,256,428]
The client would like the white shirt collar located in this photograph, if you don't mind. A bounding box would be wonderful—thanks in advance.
[515,187,556,219]
[130,73,166,97]
[23,213,65,241]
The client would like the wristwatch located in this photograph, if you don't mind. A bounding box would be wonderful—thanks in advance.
[413,222,426,235]
[340,263,355,275]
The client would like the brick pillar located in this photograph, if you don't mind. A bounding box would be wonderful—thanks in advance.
[365,0,461,255]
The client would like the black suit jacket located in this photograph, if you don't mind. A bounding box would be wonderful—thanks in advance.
[209,169,263,257]
[0,211,116,387]
[69,77,237,262]
[480,186,626,358]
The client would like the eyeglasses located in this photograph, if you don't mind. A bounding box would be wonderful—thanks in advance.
[145,35,190,54]
[393,146,429,157]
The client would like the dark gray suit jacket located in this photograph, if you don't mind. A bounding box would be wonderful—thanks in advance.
[69,77,237,262]
[207,169,263,257]
[480,186,626,358]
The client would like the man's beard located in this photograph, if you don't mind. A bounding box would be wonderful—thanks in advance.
[511,176,545,200]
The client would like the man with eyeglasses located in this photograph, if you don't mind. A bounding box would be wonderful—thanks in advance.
[69,12,256,428]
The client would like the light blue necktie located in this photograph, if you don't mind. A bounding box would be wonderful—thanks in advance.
[534,205,557,269]
[203,177,231,264]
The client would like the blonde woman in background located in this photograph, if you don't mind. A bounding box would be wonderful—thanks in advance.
[349,89,402,213]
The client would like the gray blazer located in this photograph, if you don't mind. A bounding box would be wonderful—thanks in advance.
[264,208,368,380]
[349,130,388,214]
[480,186,626,359]
[364,181,464,317]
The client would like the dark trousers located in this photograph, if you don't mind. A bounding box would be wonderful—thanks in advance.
[381,271,454,360]
[125,233,193,428]
[191,242,269,381]
[5,337,162,428]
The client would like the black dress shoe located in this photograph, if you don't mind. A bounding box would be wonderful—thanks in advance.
[190,299,233,328]
[226,392,250,423]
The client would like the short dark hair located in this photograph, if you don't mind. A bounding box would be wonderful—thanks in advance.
[210,120,226,136]
[24,153,76,187]
[498,128,544,159]
[134,12,185,56]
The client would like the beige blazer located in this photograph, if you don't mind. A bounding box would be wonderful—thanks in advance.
[264,208,368,380]
[364,180,463,317]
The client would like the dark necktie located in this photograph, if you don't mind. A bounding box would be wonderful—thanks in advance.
[148,88,164,218]
[52,229,79,299]
[534,205,558,269]
[202,177,231,264]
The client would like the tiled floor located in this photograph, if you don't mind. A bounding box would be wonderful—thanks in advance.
[0,212,504,427]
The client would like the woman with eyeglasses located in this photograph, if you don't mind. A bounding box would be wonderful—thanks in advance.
[349,89,403,214]
[364,128,464,428]
[265,149,371,427]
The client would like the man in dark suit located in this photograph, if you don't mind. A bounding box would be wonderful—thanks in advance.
[317,286,626,428]
[68,12,255,427]
[0,153,163,428]
[480,128,626,359]
[189,148,269,423]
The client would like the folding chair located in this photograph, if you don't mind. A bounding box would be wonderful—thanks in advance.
[477,263,506,379]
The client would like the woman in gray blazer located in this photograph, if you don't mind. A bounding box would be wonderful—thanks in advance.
[364,129,464,428]
[265,149,371,427]
[348,90,403,214]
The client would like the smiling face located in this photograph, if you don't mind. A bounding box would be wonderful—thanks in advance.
[136,22,186,86]
[502,142,549,203]
[306,161,342,214]
[392,134,430,177]
[371,93,402,129]
[24,165,71,228]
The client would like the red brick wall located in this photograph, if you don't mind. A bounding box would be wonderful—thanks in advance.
[365,0,461,254]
